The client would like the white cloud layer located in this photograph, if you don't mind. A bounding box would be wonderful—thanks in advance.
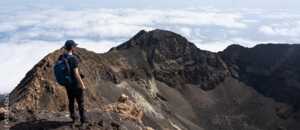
[259,22,300,38]
[0,7,300,93]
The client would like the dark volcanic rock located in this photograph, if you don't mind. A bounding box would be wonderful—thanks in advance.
[113,29,229,89]
[10,111,151,130]
[6,30,300,130]
[221,44,300,108]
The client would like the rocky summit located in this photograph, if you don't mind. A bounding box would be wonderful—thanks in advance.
[3,29,300,130]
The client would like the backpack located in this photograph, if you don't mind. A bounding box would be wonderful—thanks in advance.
[54,54,73,86]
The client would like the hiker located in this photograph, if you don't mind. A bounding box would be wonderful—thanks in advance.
[55,40,87,124]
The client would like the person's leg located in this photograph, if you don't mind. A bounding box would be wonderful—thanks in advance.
[76,89,86,123]
[67,90,76,122]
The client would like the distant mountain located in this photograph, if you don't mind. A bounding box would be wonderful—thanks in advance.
[0,94,7,107]
[6,29,300,130]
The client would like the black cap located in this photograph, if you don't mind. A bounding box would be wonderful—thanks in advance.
[64,40,78,49]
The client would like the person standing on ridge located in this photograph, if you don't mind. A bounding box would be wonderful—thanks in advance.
[57,40,87,125]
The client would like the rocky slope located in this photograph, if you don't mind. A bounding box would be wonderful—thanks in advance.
[5,29,300,130]
[220,44,300,107]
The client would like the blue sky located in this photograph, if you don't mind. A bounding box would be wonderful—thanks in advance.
[1,0,300,93]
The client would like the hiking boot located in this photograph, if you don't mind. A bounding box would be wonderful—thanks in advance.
[80,119,88,125]
[80,121,90,130]
[80,116,88,124]
[71,117,77,124]
[70,113,79,123]
[70,119,81,128]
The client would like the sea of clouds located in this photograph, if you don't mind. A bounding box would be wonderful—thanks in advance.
[1,6,300,93]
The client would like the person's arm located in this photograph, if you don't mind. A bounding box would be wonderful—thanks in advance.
[74,68,86,90]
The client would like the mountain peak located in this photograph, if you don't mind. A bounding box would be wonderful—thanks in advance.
[114,29,190,50]
[223,44,246,51]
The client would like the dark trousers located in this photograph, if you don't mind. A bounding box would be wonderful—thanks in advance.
[66,86,86,123]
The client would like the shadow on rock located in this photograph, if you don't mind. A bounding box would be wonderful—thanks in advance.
[10,120,72,130]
